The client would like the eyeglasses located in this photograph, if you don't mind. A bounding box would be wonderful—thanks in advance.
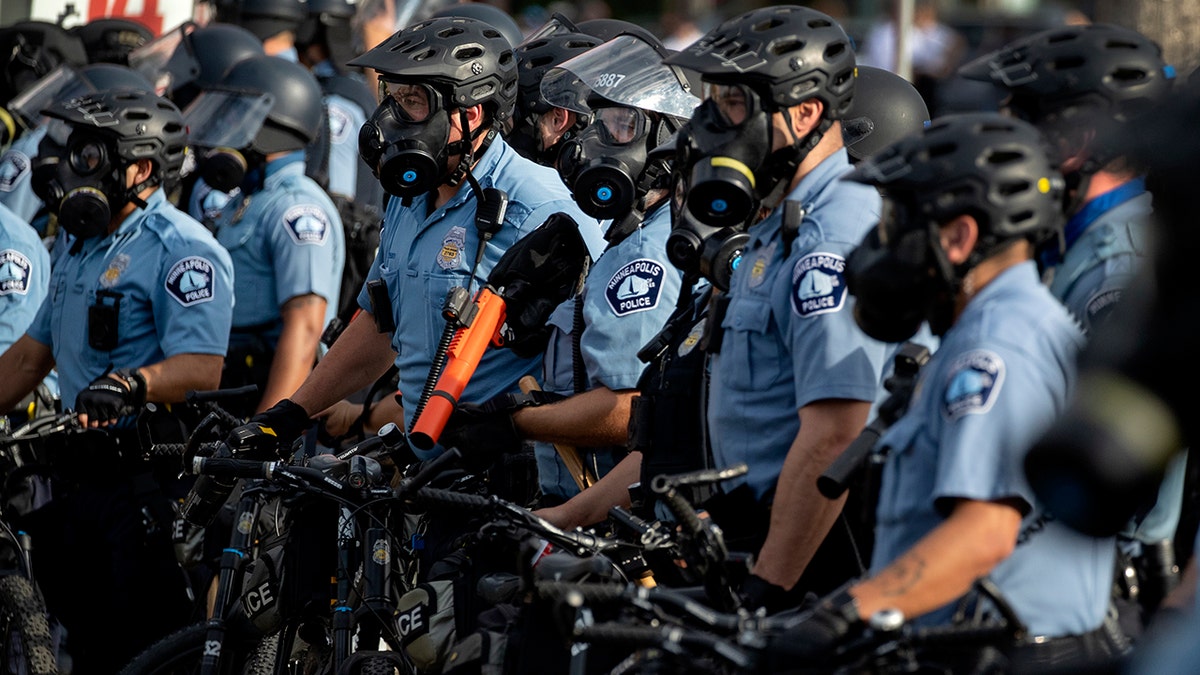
[378,81,440,123]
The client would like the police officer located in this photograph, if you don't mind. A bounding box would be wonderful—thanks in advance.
[780,113,1120,669]
[0,202,48,354]
[506,14,602,165]
[70,17,152,66]
[0,89,234,674]
[235,17,600,456]
[960,24,1182,619]
[664,6,890,603]
[186,55,344,415]
[216,0,306,60]
[443,31,698,524]
[841,65,930,164]
[0,63,153,226]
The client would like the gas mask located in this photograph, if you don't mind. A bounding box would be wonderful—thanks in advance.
[196,146,265,194]
[359,82,472,199]
[557,105,659,220]
[679,84,819,228]
[665,167,749,293]
[32,131,133,241]
[844,198,958,342]
[506,113,562,167]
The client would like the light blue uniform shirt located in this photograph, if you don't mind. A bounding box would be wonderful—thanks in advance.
[1048,185,1182,546]
[27,189,235,405]
[0,126,47,226]
[0,203,49,350]
[357,138,604,454]
[537,203,684,498]
[313,61,368,201]
[708,149,888,499]
[871,261,1111,638]
[210,152,345,349]
[188,177,239,226]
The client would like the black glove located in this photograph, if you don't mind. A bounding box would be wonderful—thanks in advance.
[438,402,521,473]
[764,585,864,665]
[75,368,145,425]
[740,574,789,614]
[226,399,311,459]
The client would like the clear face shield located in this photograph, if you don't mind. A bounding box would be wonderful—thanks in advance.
[183,90,274,151]
[517,12,582,47]
[8,65,92,129]
[127,22,198,97]
[540,35,700,121]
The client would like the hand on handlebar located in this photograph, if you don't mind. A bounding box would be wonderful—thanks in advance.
[75,370,143,428]
[225,399,311,459]
[764,585,865,665]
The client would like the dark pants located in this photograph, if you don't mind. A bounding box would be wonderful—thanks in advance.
[18,436,192,674]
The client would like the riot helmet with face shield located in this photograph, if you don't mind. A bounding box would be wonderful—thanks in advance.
[540,33,699,220]
[128,22,264,107]
[349,17,517,199]
[664,5,857,228]
[509,14,602,165]
[33,89,187,240]
[183,55,322,193]
[842,113,1065,341]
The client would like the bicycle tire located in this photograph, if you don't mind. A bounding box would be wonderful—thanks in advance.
[117,622,272,675]
[0,574,58,675]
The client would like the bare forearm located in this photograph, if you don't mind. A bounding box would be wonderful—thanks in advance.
[139,353,224,403]
[513,387,635,447]
[850,500,1021,620]
[258,295,326,412]
[0,336,54,411]
[291,312,396,415]
[541,451,642,529]
[753,399,870,589]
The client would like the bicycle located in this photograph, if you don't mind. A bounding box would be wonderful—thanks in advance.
[0,413,77,675]
[120,419,462,675]
[538,579,1026,675]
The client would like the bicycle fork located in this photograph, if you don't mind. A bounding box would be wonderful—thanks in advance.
[202,491,261,675]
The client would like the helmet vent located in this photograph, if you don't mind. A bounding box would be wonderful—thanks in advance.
[1047,31,1079,45]
[1111,67,1149,84]
[482,28,501,39]
[998,179,1031,196]
[412,47,437,61]
[389,38,415,52]
[454,45,484,60]
[1106,39,1141,51]
[987,149,1025,166]
[770,37,804,56]
[752,18,785,32]
[499,51,513,66]
[824,41,847,61]
[808,19,834,29]
[437,26,466,39]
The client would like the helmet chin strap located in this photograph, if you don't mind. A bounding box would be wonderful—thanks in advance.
[758,115,831,213]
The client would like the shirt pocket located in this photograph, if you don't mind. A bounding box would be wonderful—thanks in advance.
[719,295,787,391]
[874,420,939,526]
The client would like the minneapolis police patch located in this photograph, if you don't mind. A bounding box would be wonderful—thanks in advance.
[0,249,32,295]
[943,350,1006,420]
[283,205,330,245]
[791,252,847,317]
[606,258,664,317]
[165,256,216,307]
[0,151,29,192]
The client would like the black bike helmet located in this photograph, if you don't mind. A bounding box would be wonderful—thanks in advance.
[431,3,524,49]
[218,0,307,41]
[958,24,1173,127]
[349,16,518,122]
[664,5,855,118]
[216,55,324,152]
[515,28,601,119]
[846,113,1064,250]
[71,18,153,66]
[842,66,929,161]
[41,89,188,186]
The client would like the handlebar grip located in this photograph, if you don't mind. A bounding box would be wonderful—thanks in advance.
[574,623,674,648]
[535,581,628,604]
[817,420,883,499]
[414,487,492,510]
[192,456,277,479]
[148,442,188,458]
[396,447,462,497]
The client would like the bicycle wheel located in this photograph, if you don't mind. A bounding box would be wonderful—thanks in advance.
[117,622,275,675]
[0,574,58,675]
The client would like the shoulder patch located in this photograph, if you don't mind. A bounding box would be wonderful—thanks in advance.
[0,151,30,193]
[165,256,216,307]
[606,258,665,317]
[1085,288,1122,328]
[0,249,32,295]
[328,103,353,144]
[943,350,1006,420]
[283,205,331,245]
[791,252,847,317]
